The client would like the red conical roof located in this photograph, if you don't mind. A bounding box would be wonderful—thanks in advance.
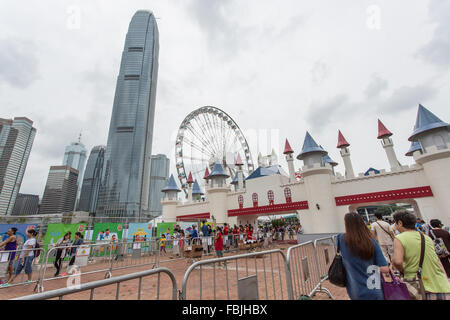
[283,139,294,154]
[203,167,210,179]
[337,130,350,148]
[187,172,194,184]
[235,153,243,166]
[377,119,393,139]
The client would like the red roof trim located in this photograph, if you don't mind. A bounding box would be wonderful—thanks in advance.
[235,153,243,166]
[377,119,393,139]
[337,130,350,148]
[187,172,194,184]
[283,139,294,154]
[176,212,210,221]
[335,186,433,206]
[203,167,210,179]
[228,201,308,217]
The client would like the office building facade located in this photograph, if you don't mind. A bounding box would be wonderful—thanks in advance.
[148,154,169,218]
[12,193,39,216]
[40,166,79,215]
[78,145,105,213]
[0,117,36,215]
[97,11,159,218]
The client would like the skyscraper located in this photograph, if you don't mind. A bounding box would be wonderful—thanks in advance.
[97,11,159,219]
[148,154,169,218]
[39,166,78,215]
[0,117,36,215]
[12,193,39,216]
[78,145,105,213]
[63,139,87,208]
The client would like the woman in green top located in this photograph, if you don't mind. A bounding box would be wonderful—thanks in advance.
[392,210,450,300]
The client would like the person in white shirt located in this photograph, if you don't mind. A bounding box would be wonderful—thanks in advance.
[370,212,395,263]
[9,229,38,284]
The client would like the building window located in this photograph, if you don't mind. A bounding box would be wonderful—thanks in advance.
[252,193,258,208]
[124,75,140,80]
[284,187,292,203]
[116,126,134,133]
[267,190,274,205]
[128,47,143,52]
[238,195,244,209]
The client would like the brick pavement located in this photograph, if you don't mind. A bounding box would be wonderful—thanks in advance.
[0,242,350,300]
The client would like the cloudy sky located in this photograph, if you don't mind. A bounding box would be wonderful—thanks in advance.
[1,0,449,197]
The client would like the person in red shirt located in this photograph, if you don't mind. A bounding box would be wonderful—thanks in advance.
[215,227,225,266]
[232,225,239,248]
[223,223,230,251]
[247,225,253,242]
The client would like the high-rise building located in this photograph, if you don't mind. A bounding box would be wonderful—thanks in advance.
[148,154,169,218]
[12,193,39,216]
[0,117,36,215]
[97,11,159,219]
[78,145,106,213]
[39,166,78,215]
[63,140,87,208]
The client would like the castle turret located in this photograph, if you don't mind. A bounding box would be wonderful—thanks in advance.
[186,171,194,202]
[283,138,296,182]
[409,104,450,222]
[203,167,210,187]
[322,154,338,175]
[192,179,204,201]
[337,130,355,178]
[235,153,244,191]
[161,174,181,222]
[378,119,401,171]
[297,132,338,233]
[205,161,230,224]
[405,141,422,157]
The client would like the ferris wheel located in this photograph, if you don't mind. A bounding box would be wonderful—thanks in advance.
[175,106,255,194]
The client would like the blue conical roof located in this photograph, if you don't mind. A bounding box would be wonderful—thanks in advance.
[231,173,246,185]
[297,132,328,160]
[207,161,230,179]
[192,179,204,195]
[245,166,280,181]
[405,141,422,157]
[322,154,338,167]
[409,104,450,141]
[161,174,181,192]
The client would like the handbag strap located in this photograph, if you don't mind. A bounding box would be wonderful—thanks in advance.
[418,231,425,275]
[376,221,394,240]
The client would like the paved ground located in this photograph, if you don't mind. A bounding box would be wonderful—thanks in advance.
[0,241,349,300]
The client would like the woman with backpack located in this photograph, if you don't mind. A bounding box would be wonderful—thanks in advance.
[8,229,38,285]
[428,219,450,278]
[337,212,389,300]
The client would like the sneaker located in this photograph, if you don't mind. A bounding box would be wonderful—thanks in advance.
[60,272,67,276]
[0,283,8,287]
[25,280,32,284]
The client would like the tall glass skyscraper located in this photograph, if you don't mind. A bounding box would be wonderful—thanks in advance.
[0,117,36,216]
[78,145,105,213]
[97,11,159,219]
[63,140,87,209]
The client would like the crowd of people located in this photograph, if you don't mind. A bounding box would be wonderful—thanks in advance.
[339,209,450,300]
[0,228,85,287]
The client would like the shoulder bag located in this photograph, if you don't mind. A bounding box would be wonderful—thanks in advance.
[328,234,347,287]
[428,229,450,257]
[402,232,427,300]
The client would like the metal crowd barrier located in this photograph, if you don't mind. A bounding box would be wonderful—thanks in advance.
[108,239,160,273]
[180,249,293,300]
[286,241,321,299]
[311,237,336,299]
[13,267,178,300]
[0,246,45,291]
[37,242,114,292]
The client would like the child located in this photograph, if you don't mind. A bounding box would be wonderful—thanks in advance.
[160,234,166,254]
